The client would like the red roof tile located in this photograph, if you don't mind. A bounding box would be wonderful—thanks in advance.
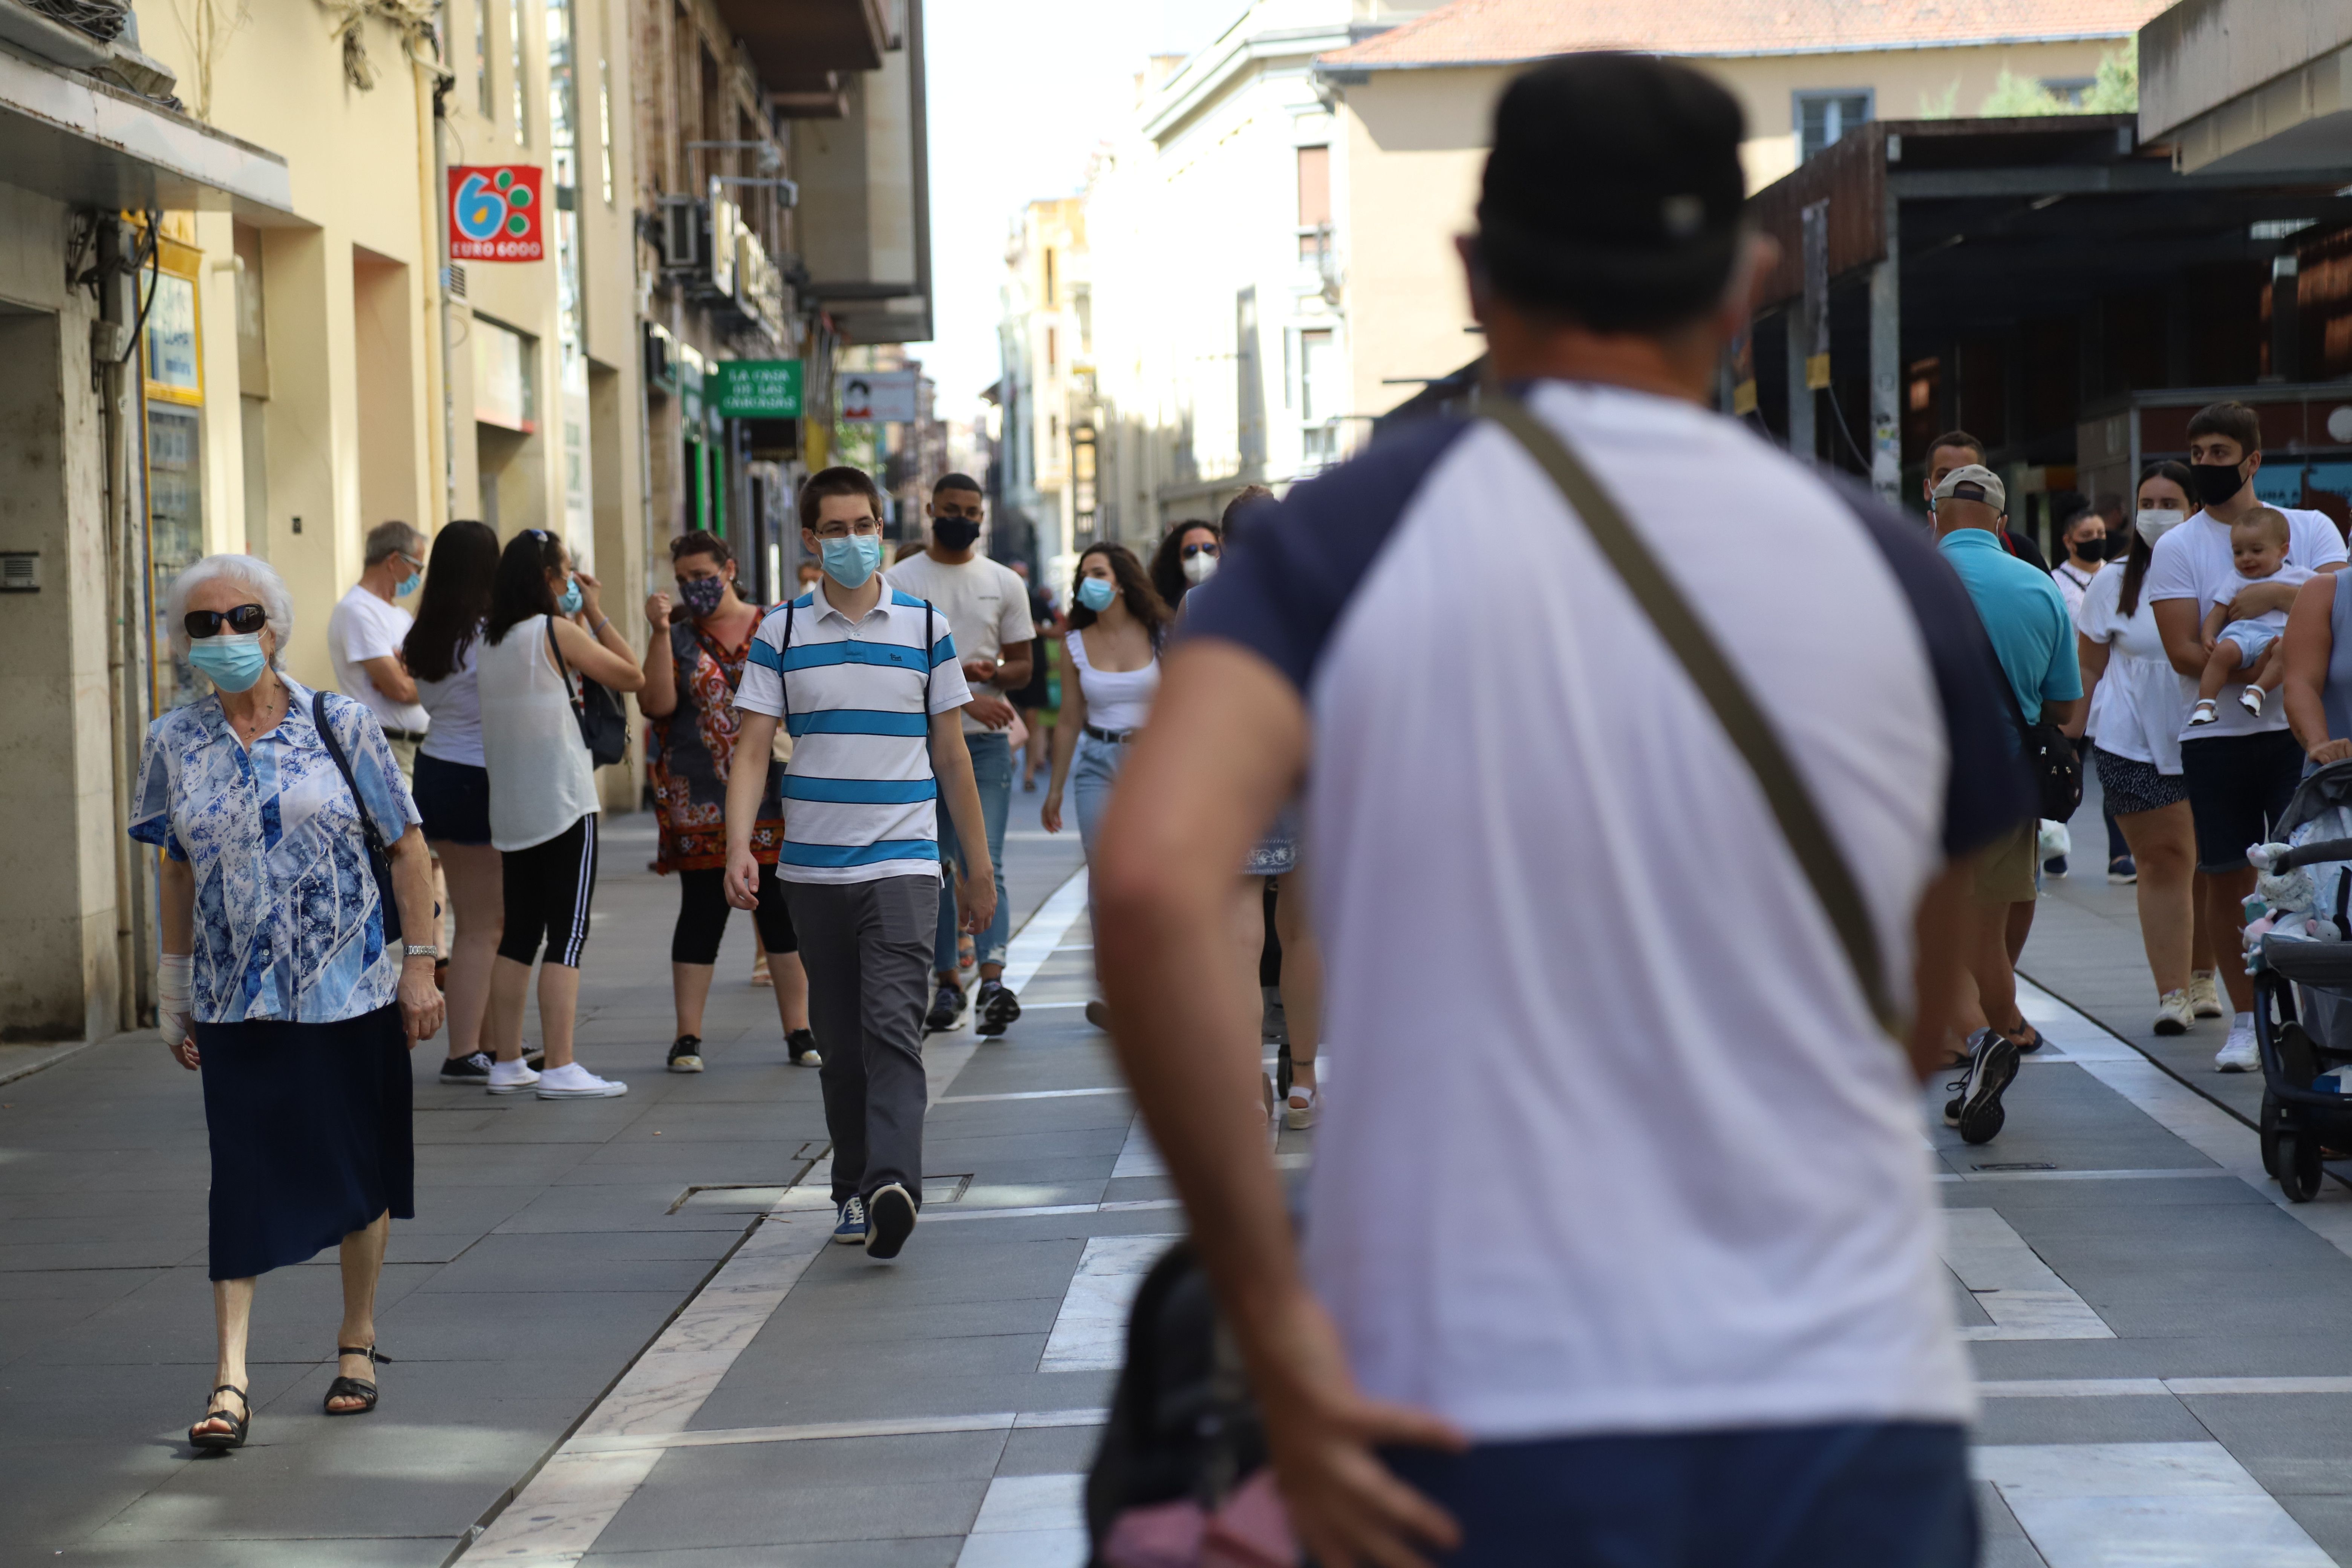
[1321,0,2167,68]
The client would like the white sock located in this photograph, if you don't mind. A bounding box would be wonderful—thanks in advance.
[2234,1011,2255,1031]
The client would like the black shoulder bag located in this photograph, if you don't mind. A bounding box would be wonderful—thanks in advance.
[548,614,629,767]
[312,691,402,945]
[1989,651,2085,824]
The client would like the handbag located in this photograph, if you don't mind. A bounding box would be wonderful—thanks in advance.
[1988,649,2086,823]
[547,614,629,767]
[312,691,401,946]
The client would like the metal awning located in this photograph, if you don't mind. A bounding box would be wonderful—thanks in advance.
[710,0,890,98]
[0,32,290,216]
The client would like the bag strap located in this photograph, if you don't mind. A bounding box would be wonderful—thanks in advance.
[546,614,584,717]
[311,691,387,859]
[1484,395,1902,1037]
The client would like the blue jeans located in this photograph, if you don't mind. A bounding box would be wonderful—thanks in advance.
[1383,1421,1974,1568]
[936,730,1012,975]
[1070,731,1126,863]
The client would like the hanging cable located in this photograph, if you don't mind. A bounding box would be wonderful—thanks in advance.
[116,211,161,368]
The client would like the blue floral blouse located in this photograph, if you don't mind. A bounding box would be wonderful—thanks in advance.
[129,680,421,1024]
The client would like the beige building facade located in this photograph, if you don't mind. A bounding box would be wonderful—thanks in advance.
[1051,0,2160,544]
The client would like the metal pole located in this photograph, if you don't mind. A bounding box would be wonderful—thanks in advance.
[1784,310,1815,462]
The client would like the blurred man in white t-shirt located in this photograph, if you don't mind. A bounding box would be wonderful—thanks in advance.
[2145,401,2349,1070]
[328,520,432,781]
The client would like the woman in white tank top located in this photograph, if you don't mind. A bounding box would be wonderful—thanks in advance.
[474,529,648,1099]
[1042,542,1166,859]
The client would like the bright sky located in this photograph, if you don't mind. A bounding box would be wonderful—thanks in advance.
[919,0,1239,427]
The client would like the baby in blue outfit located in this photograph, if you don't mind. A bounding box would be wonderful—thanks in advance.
[2190,506,2313,725]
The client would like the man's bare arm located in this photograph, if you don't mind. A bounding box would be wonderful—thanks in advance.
[1907,859,1975,1081]
[2153,599,2209,678]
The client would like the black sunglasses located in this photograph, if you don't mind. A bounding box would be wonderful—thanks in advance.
[184,604,269,638]
[1181,541,1220,560]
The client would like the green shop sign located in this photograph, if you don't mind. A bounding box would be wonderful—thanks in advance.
[712,359,803,418]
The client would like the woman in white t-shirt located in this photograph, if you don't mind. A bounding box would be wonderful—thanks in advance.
[2075,462,2220,1034]
[403,520,504,1085]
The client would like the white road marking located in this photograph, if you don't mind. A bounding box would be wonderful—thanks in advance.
[925,870,1095,1106]
[1041,1234,1180,1372]
[570,1407,1110,1455]
[940,1086,1129,1104]
[1934,1168,2234,1183]
[956,1474,1089,1568]
[1975,1442,2333,1566]
[1940,1208,2113,1341]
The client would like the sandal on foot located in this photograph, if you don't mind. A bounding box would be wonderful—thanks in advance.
[1285,1086,1320,1130]
[2188,698,2221,726]
[2004,1022,2046,1054]
[324,1345,390,1416]
[2242,686,2270,717]
[189,1384,250,1451]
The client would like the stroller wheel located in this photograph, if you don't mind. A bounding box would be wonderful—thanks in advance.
[2278,1129,2324,1202]
[2262,1092,2285,1179]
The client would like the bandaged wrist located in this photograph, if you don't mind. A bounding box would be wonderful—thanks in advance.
[157,952,191,1012]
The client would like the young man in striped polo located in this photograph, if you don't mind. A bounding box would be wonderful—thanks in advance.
[726,467,997,1260]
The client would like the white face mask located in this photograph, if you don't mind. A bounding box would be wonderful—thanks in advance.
[2136,508,2187,546]
[1182,553,1219,586]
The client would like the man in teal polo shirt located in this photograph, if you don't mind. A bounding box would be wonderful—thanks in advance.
[1933,463,2083,1142]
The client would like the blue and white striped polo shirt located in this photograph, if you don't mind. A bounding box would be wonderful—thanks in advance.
[735,585,971,884]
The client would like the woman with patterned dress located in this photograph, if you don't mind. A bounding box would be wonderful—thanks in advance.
[133,555,445,1451]
[640,531,818,1074]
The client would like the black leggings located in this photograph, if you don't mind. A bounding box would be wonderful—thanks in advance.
[672,864,798,965]
[498,815,599,967]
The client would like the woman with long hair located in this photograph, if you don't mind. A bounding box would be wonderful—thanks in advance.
[475,529,646,1097]
[639,530,818,1075]
[1149,517,1222,614]
[404,520,507,1085]
[2073,461,2220,1033]
[1042,542,1167,856]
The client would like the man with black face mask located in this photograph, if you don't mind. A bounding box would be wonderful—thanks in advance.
[886,474,1035,1037]
[2146,400,2349,1072]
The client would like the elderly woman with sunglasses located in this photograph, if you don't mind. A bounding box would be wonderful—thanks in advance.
[131,554,444,1453]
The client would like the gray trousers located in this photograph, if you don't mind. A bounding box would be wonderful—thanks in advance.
[786,874,939,1206]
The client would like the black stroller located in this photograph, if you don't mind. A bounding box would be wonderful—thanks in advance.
[2250,760,2352,1201]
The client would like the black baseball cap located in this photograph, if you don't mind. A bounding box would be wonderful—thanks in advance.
[1476,52,1747,333]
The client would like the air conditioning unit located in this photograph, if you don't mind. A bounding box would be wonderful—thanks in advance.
[655,196,702,273]
[642,324,677,394]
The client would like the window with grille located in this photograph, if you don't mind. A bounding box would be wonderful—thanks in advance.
[1795,90,1871,162]
[1297,145,1330,259]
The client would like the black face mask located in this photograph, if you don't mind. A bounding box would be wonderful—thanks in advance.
[932,517,982,552]
[2190,461,2249,508]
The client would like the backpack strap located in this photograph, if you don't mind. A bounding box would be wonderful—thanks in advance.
[1484,394,1902,1038]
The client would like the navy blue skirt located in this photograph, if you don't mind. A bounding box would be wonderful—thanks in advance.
[193,1004,414,1281]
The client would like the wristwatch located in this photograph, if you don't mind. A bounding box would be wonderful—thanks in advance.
[404,944,442,960]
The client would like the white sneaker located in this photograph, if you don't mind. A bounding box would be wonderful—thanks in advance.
[536,1062,629,1099]
[2154,991,2195,1036]
[487,1057,541,1094]
[2215,1021,2260,1073]
[2189,973,2225,1019]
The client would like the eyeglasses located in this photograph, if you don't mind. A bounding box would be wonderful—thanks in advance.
[810,519,884,539]
[398,552,424,572]
[185,604,268,638]
[1181,542,1220,560]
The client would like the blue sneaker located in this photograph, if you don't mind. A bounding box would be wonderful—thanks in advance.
[831,1195,867,1245]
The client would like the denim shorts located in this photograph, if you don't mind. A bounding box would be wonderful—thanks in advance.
[412,752,491,847]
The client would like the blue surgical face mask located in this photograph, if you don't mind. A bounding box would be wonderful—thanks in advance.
[556,576,585,616]
[189,632,269,693]
[820,534,882,589]
[1076,576,1116,613]
[394,566,421,598]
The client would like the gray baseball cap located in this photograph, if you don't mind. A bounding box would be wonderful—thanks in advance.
[1932,464,2006,513]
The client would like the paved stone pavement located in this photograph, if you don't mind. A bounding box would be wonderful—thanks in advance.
[20,781,2352,1565]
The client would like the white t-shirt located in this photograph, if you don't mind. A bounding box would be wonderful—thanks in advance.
[885,553,1036,735]
[328,584,430,735]
[1185,381,2030,1442]
[2075,563,2187,773]
[2050,559,2097,620]
[415,634,484,767]
[2144,508,2346,741]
